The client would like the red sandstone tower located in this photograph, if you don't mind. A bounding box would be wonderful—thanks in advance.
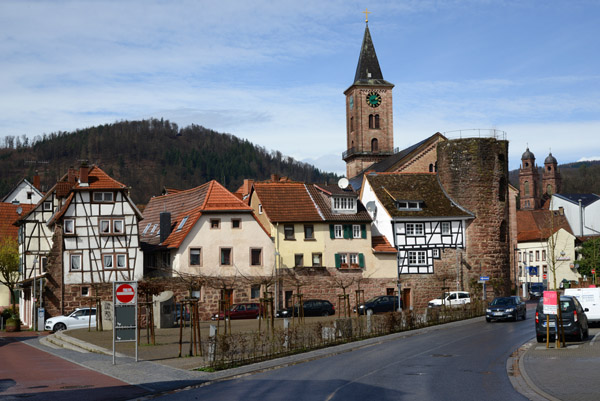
[542,152,561,197]
[343,22,394,179]
[518,148,540,210]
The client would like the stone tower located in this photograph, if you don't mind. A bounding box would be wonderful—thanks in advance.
[542,152,561,197]
[343,23,394,179]
[519,148,539,210]
[437,138,511,296]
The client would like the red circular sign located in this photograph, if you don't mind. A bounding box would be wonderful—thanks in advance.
[116,284,135,304]
[593,269,596,275]
[543,274,547,279]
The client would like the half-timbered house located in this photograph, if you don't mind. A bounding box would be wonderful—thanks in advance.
[16,165,143,326]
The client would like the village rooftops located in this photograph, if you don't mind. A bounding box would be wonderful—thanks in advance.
[517,209,573,243]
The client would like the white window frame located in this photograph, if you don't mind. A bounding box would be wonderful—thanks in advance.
[408,250,427,266]
[339,253,348,265]
[93,192,114,202]
[312,253,322,267]
[64,219,75,235]
[258,204,263,214]
[406,223,424,236]
[333,197,356,212]
[116,254,127,269]
[352,224,361,239]
[190,248,201,266]
[432,248,440,258]
[250,248,262,266]
[70,254,82,271]
[334,224,343,239]
[43,201,53,211]
[103,254,114,269]
[441,222,451,235]
[350,253,359,265]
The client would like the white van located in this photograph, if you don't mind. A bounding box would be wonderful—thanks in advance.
[428,291,471,307]
[564,288,600,322]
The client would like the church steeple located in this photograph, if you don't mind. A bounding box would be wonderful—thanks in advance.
[343,21,395,179]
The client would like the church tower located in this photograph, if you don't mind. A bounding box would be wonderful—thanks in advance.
[519,148,540,210]
[542,152,561,197]
[343,21,394,179]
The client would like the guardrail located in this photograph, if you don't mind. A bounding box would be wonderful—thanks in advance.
[443,128,507,140]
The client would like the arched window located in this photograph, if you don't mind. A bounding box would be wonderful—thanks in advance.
[371,138,379,152]
[434,162,438,172]
[369,114,374,129]
[429,164,434,172]
[499,177,506,202]
[374,114,380,129]
[547,165,552,172]
[524,181,530,196]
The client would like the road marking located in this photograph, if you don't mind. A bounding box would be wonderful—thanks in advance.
[590,332,600,346]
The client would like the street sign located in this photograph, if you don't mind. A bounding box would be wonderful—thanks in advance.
[116,283,136,305]
[528,266,538,276]
[543,274,547,280]
[479,276,490,281]
[543,291,557,315]
[592,269,596,275]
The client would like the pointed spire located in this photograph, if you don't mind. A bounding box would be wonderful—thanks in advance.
[353,24,393,86]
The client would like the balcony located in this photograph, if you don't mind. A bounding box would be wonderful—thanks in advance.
[342,147,399,160]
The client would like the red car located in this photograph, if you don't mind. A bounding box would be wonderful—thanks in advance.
[212,302,263,320]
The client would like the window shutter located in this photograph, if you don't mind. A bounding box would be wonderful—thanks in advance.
[329,224,335,239]
[359,253,365,268]
[343,225,351,239]
[361,224,367,239]
[335,254,341,268]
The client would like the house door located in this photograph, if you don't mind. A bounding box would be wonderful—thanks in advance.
[402,288,411,310]
[221,289,233,309]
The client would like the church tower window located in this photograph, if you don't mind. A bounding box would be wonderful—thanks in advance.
[524,181,530,196]
[371,138,379,152]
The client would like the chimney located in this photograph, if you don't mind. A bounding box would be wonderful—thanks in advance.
[160,212,172,244]
[79,163,89,186]
[243,179,254,196]
[67,167,77,185]
[271,174,279,182]
[33,174,40,190]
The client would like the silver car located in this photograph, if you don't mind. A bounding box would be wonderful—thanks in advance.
[45,307,97,332]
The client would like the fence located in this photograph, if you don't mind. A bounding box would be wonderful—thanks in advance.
[203,302,486,369]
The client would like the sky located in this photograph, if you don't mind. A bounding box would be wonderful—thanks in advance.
[2,0,600,176]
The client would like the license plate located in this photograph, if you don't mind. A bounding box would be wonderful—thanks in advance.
[493,312,504,316]
[544,321,556,328]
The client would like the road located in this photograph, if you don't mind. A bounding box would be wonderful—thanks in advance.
[157,312,535,401]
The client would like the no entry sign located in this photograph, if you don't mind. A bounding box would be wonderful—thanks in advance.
[116,283,136,305]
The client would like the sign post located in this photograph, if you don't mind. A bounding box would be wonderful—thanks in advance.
[543,291,557,348]
[113,281,138,365]
[478,276,490,300]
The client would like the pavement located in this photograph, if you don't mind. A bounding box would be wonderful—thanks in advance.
[3,316,599,400]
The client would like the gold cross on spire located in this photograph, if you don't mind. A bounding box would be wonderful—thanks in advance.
[363,8,371,23]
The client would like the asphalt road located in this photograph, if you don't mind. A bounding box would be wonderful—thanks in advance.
[156,314,535,401]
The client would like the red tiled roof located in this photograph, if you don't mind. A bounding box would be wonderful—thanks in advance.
[141,180,257,249]
[307,185,372,223]
[252,182,323,223]
[372,235,396,253]
[517,210,573,242]
[74,165,127,190]
[0,203,35,240]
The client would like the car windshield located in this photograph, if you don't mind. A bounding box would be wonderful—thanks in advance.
[365,297,382,303]
[490,297,514,306]
[435,293,450,300]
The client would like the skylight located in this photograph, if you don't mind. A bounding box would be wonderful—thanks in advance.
[150,224,158,234]
[177,216,189,231]
[142,223,151,234]
[396,200,423,211]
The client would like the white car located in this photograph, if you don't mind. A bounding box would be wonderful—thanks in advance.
[45,307,97,332]
[428,291,471,307]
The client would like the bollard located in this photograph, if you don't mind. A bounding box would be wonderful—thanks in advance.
[283,318,290,349]
[367,309,373,334]
[208,324,217,362]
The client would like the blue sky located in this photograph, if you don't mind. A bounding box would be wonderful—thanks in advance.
[2,0,600,175]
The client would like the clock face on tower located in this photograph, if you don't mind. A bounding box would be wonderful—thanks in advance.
[366,91,382,108]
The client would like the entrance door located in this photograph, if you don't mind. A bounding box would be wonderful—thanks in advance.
[221,289,233,309]
[402,288,411,310]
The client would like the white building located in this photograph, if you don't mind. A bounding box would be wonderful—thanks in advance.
[549,193,600,237]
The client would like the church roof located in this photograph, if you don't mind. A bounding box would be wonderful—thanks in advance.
[521,148,535,160]
[350,25,393,87]
[544,152,557,164]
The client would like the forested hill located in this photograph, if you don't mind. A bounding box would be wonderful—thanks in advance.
[508,160,600,195]
[0,119,339,205]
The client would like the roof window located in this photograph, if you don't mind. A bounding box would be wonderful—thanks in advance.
[396,200,423,211]
[177,216,189,231]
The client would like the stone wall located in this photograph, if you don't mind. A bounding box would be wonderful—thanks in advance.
[437,138,511,297]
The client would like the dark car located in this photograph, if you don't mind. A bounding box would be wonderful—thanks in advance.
[486,296,526,322]
[212,302,263,320]
[276,299,335,318]
[175,303,190,321]
[354,295,400,315]
[529,283,545,299]
[535,295,589,342]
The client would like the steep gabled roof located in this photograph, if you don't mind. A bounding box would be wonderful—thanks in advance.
[73,165,127,190]
[517,209,573,242]
[1,203,35,239]
[349,133,446,190]
[364,172,474,219]
[252,182,323,223]
[308,184,372,223]
[553,193,600,208]
[141,180,258,249]
[1,178,43,203]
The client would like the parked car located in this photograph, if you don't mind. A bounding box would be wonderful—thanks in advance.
[276,299,335,318]
[535,295,589,342]
[564,287,600,322]
[212,302,262,320]
[428,291,471,307]
[486,296,526,322]
[529,283,545,299]
[45,307,96,332]
[354,295,400,315]
[175,303,191,321]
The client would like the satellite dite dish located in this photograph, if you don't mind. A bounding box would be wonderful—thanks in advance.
[366,201,377,218]
[16,206,23,215]
[338,177,349,189]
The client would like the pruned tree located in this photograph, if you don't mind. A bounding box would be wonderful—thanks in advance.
[578,237,600,281]
[0,238,20,311]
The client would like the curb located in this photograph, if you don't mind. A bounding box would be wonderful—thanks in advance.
[44,330,128,358]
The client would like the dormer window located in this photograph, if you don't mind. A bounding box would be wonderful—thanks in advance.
[93,192,114,202]
[332,196,356,213]
[396,200,423,211]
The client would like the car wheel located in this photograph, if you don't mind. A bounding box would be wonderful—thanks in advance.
[256,314,261,319]
[513,313,518,322]
[584,328,589,339]
[536,335,544,343]
[522,311,527,320]
[321,311,329,317]
[54,323,67,332]
[485,317,491,323]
